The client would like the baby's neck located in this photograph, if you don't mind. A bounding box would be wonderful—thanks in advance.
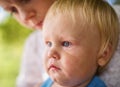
[51,81,90,87]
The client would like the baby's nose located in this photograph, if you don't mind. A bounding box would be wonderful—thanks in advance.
[47,48,60,60]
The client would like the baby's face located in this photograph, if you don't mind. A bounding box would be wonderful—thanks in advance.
[0,0,54,29]
[43,14,101,86]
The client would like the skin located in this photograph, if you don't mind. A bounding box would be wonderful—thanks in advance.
[43,13,102,87]
[0,0,55,29]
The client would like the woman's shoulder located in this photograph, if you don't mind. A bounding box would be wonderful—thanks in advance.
[26,30,42,43]
[24,30,43,49]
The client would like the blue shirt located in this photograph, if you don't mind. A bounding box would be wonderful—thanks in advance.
[41,76,107,87]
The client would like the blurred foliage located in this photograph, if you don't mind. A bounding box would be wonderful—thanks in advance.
[0,15,33,45]
[0,44,22,87]
[0,15,33,87]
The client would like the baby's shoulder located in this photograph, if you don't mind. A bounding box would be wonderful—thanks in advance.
[41,78,53,87]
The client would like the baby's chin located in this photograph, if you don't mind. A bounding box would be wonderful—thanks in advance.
[50,76,73,86]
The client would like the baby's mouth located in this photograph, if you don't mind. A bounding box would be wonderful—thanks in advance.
[48,58,61,71]
[48,64,61,71]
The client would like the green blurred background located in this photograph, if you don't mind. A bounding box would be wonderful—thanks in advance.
[0,16,33,87]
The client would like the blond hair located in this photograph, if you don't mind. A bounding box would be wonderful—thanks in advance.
[45,0,119,73]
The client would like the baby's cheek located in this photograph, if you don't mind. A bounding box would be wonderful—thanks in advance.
[43,55,48,71]
[62,59,76,73]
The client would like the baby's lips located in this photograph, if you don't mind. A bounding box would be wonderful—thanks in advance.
[48,64,60,71]
[48,58,61,71]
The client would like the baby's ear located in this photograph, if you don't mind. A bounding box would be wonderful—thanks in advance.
[97,44,113,67]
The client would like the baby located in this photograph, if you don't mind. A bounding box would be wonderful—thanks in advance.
[41,0,119,87]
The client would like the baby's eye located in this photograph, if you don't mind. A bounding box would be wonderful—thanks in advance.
[46,41,52,47]
[62,41,71,47]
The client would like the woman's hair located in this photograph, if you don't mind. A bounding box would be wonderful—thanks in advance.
[45,0,119,73]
